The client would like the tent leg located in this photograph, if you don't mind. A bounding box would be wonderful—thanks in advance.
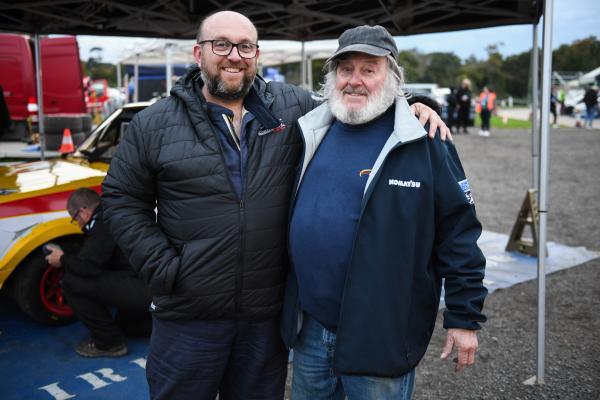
[537,0,555,385]
[134,54,140,103]
[531,24,539,192]
[34,33,45,160]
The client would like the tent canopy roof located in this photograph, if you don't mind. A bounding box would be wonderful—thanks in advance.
[1,0,542,41]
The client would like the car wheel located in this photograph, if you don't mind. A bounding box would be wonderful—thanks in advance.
[43,115,84,135]
[5,249,75,325]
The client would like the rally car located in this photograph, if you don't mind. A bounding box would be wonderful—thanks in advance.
[0,101,150,324]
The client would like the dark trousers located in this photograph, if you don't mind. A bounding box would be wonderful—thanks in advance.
[146,316,288,400]
[62,270,152,348]
[458,105,470,132]
[481,109,492,131]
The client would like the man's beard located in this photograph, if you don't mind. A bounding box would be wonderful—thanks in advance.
[325,71,399,125]
[200,57,255,101]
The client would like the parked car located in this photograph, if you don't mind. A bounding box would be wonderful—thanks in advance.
[0,101,150,324]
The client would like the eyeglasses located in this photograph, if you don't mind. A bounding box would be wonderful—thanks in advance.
[70,208,82,223]
[198,39,259,59]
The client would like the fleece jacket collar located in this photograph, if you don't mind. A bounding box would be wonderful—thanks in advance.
[296,95,427,195]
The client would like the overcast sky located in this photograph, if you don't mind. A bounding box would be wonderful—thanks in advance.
[77,0,599,64]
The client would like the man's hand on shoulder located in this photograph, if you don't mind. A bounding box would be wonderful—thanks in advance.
[410,102,453,142]
[440,328,478,372]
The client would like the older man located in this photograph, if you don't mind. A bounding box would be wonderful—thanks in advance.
[102,11,447,400]
[282,25,487,399]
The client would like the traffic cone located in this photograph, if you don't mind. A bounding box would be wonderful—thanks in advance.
[59,128,75,154]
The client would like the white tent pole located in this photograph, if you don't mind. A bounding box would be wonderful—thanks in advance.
[33,33,45,160]
[531,24,540,191]
[300,41,306,87]
[116,63,122,92]
[134,53,140,102]
[165,42,173,95]
[537,0,554,385]
[124,74,130,104]
[307,55,313,91]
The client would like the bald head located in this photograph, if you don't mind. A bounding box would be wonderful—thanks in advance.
[196,11,258,43]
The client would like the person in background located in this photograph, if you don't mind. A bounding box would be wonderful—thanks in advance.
[45,188,152,357]
[557,86,566,115]
[456,78,472,134]
[101,10,450,400]
[550,85,558,127]
[445,86,458,132]
[476,86,496,137]
[282,25,487,400]
[581,85,598,129]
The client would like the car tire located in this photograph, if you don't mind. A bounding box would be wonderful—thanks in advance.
[81,114,92,133]
[43,132,64,150]
[4,247,77,325]
[43,115,84,135]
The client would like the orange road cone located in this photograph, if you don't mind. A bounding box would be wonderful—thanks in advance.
[59,128,75,154]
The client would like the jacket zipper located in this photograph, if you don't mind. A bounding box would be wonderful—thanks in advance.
[236,198,245,315]
[334,138,422,368]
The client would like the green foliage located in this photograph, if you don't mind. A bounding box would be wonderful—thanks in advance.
[553,36,600,71]
[398,49,424,82]
[422,52,462,87]
[81,60,118,86]
[502,51,531,99]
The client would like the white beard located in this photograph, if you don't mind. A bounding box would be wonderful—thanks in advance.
[326,72,400,125]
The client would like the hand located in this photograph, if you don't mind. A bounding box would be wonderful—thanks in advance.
[440,328,478,372]
[410,102,453,141]
[45,247,64,268]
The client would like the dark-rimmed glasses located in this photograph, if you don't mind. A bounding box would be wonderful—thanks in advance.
[198,39,259,59]
[70,208,82,223]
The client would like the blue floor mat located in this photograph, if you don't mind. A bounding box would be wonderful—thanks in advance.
[0,296,150,400]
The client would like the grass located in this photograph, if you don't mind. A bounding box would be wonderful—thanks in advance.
[474,114,532,129]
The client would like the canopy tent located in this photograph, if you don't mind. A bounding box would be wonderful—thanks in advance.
[0,0,553,385]
[116,39,338,96]
[0,0,542,40]
[117,40,336,67]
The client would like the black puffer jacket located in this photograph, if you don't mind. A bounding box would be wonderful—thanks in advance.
[102,67,317,320]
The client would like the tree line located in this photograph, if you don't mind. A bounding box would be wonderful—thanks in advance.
[83,36,599,100]
[398,36,600,99]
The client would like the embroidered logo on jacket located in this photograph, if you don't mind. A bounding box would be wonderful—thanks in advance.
[458,179,475,204]
[389,179,421,188]
[257,120,287,136]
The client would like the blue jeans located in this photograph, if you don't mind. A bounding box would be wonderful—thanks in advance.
[585,106,597,127]
[292,315,416,400]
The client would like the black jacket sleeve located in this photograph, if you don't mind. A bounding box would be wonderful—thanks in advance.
[60,219,117,277]
[101,114,180,296]
[433,140,487,330]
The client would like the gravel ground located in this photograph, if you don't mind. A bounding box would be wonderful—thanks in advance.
[285,127,600,399]
[414,127,600,400]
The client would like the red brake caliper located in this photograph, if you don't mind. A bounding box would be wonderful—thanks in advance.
[39,266,74,317]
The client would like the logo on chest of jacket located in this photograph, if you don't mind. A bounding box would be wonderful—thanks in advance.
[257,120,287,136]
[388,179,421,188]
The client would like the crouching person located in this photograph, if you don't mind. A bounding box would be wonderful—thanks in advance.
[45,188,152,357]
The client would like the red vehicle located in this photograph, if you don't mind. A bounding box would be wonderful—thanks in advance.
[0,34,89,146]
